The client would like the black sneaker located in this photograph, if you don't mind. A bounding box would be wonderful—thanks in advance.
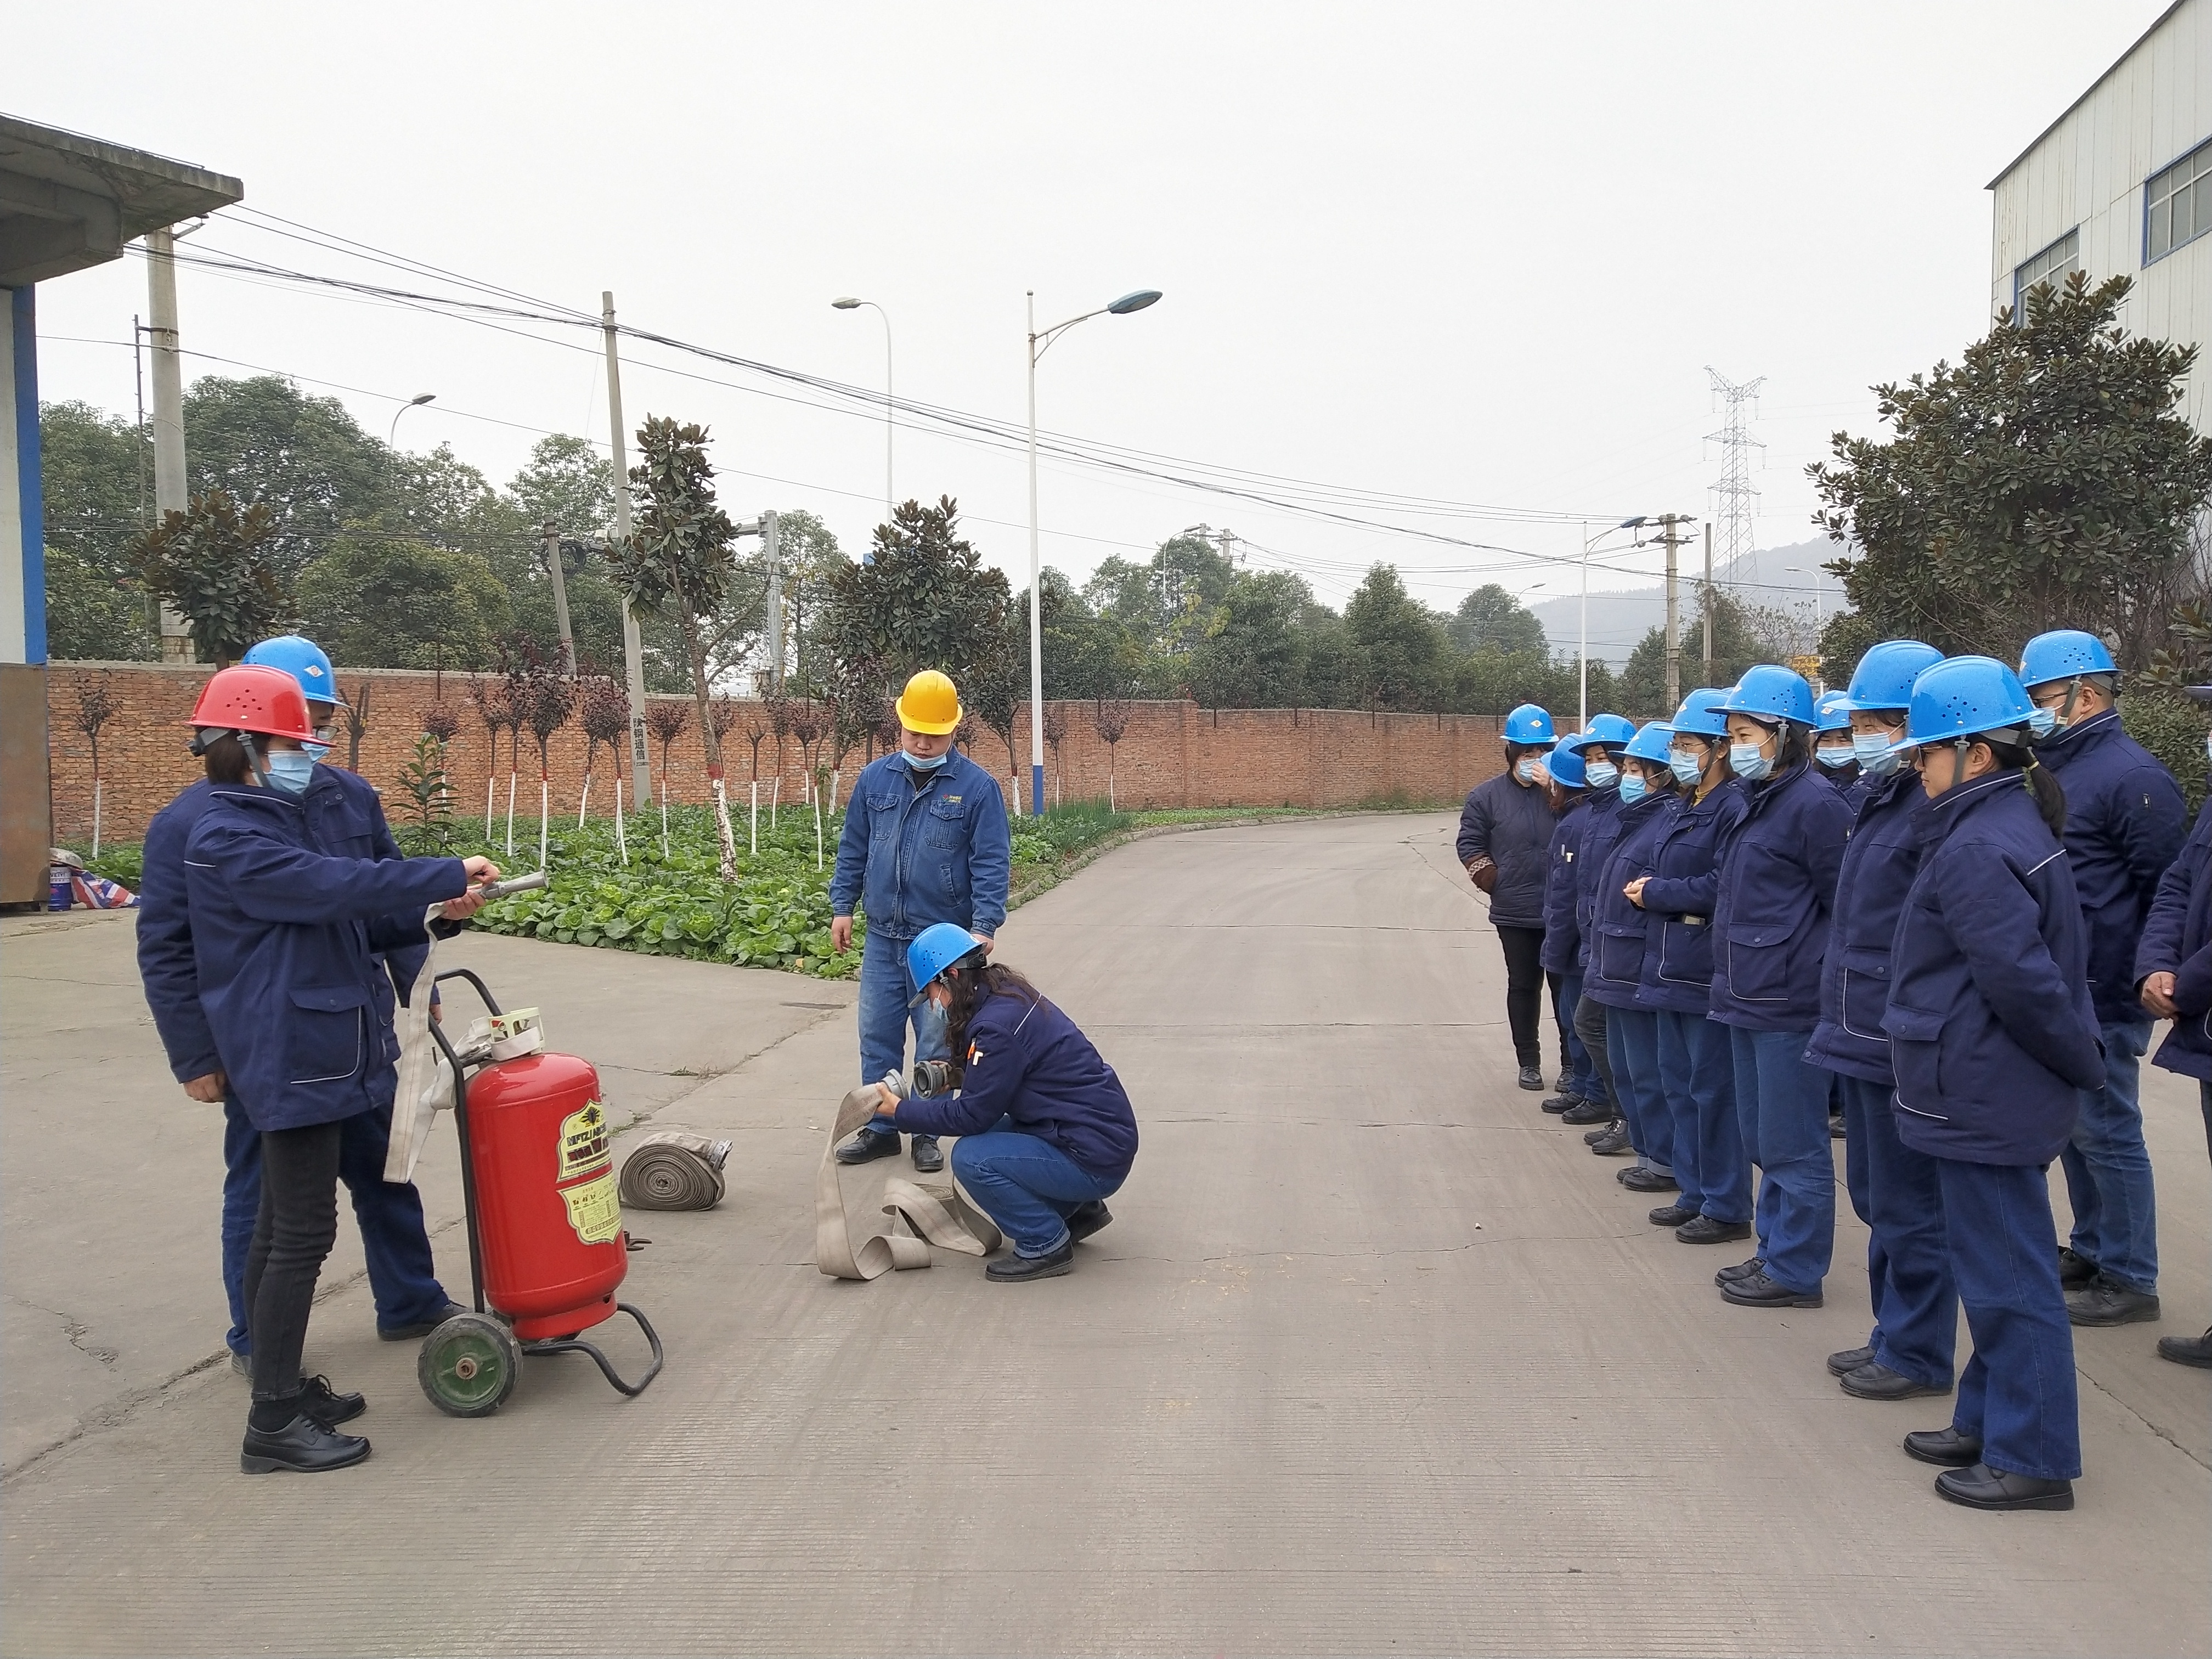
[1068,1201,1114,1243]
[241,1415,371,1475]
[1516,1065,1545,1092]
[2066,1276,2160,1326]
[2056,1246,2099,1290]
[298,1374,366,1427]
[985,1240,1075,1282]
[910,1135,945,1173]
[1677,1217,1752,1246]
[835,1130,902,1165]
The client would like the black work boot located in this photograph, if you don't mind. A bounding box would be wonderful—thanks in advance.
[909,1135,945,1173]
[2157,1327,2212,1367]
[986,1240,1075,1281]
[298,1375,365,1427]
[1561,1097,1612,1126]
[1067,1201,1114,1243]
[1516,1065,1545,1092]
[2066,1275,2160,1326]
[241,1415,371,1475]
[836,1130,901,1165]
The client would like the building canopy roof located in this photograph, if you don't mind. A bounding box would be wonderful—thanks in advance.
[0,113,243,286]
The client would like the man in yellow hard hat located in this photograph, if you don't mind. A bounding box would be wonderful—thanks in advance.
[828,669,1012,1171]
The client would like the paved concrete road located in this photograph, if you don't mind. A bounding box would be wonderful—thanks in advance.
[2,814,2205,1656]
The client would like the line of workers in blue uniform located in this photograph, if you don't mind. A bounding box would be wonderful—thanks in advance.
[1455,631,2212,1515]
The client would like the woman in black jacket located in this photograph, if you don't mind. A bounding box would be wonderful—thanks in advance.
[1457,703,1562,1092]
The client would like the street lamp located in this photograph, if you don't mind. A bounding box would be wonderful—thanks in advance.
[831,297,894,518]
[388,392,435,446]
[1580,517,1648,728]
[1026,287,1161,816]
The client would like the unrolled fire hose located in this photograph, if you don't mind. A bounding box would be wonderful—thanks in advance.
[815,1086,1001,1279]
[620,1131,731,1210]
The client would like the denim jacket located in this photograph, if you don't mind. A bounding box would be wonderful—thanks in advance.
[828,747,1011,943]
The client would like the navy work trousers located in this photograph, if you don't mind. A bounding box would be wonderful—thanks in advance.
[1556,973,1602,1103]
[1728,1025,1835,1297]
[2058,1018,2159,1294]
[950,1115,1122,1257]
[1836,1074,1956,1388]
[1605,1006,1670,1173]
[1655,1009,1744,1222]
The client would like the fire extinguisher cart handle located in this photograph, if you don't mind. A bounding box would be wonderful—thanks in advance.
[519,1304,665,1396]
[427,969,502,1318]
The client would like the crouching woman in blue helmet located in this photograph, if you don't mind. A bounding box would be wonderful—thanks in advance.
[1884,656,2102,1511]
[869,924,1138,1282]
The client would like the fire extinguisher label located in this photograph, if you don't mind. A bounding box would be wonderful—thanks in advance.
[562,1170,623,1244]
[558,1101,612,1180]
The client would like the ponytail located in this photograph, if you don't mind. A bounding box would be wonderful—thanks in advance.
[1984,737,2068,839]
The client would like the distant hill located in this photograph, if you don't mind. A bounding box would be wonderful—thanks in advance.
[1531,537,1850,666]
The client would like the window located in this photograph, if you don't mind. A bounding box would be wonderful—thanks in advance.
[2013,229,2080,317]
[2146,138,2212,263]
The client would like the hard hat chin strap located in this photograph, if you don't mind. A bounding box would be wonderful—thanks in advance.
[236,731,276,792]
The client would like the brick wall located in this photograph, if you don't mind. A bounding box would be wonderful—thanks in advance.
[43,662,1509,844]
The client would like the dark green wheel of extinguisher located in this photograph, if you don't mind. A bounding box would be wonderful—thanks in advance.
[417,1311,522,1418]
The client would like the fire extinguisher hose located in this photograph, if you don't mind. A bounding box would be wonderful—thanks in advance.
[618,1131,732,1210]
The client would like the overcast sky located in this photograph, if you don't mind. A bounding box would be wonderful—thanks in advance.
[5,2,2168,646]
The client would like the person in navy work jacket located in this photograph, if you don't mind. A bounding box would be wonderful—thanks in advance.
[1560,713,1637,1148]
[138,636,459,1370]
[1813,689,1867,810]
[163,665,495,1475]
[1582,721,1680,1192]
[1882,656,2102,1513]
[2130,699,2212,1370]
[1707,665,1853,1311]
[2018,629,2187,1328]
[1804,640,1957,1403]
[1536,734,1604,1118]
[1624,690,1747,1244]
[829,669,1011,1175]
[870,924,1137,1282]
[1457,703,1562,1093]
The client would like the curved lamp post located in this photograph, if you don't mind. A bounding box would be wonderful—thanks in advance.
[1026,288,1162,815]
[831,297,894,518]
[388,391,435,446]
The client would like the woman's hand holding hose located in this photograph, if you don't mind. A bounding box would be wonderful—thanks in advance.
[440,856,503,922]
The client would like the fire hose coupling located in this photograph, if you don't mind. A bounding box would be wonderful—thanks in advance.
[880,1059,956,1101]
[459,1008,545,1066]
[475,871,549,900]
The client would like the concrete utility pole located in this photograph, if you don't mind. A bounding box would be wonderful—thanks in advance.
[543,521,574,675]
[1702,521,1715,689]
[1659,512,1686,710]
[603,291,651,806]
[144,227,192,662]
[762,508,783,691]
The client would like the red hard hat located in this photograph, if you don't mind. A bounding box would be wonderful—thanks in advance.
[183,664,317,742]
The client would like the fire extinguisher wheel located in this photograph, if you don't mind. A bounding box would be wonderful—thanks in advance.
[417,1311,523,1418]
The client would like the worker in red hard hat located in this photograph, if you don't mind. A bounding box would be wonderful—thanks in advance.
[160,664,499,1475]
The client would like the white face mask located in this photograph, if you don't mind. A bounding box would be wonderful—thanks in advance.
[1853,730,1903,776]
[1816,745,1855,770]
[1730,743,1773,782]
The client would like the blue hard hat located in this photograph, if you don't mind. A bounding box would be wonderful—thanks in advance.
[1901,656,2038,749]
[1717,663,1816,727]
[2018,629,2116,690]
[1842,639,1943,712]
[242,635,337,707]
[1547,735,1588,788]
[1503,703,1555,746]
[1670,689,1731,738]
[1583,712,1637,747]
[1814,690,1853,732]
[1623,721,1676,765]
[905,922,986,1006]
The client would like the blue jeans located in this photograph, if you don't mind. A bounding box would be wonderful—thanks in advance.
[950,1116,1122,1256]
[1656,1009,1743,1221]
[1836,1074,1956,1387]
[1940,1156,2081,1481]
[1558,974,1602,1102]
[1728,1025,1835,1296]
[2058,1018,2158,1293]
[1604,1007,1671,1174]
[855,929,950,1139]
[221,1097,450,1354]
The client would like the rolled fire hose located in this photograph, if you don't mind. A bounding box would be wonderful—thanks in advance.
[815,1086,1001,1279]
[619,1131,731,1210]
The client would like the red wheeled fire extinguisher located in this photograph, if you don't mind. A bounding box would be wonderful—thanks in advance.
[417,968,664,1417]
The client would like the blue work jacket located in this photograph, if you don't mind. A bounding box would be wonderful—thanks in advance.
[1882,770,2102,1166]
[2035,709,2187,1026]
[1805,766,1924,1086]
[1708,761,1852,1031]
[140,767,426,1085]
[2135,795,2212,1083]
[1571,788,1625,974]
[182,786,469,1132]
[1581,788,1675,1011]
[829,748,1011,944]
[1538,795,1591,977]
[892,985,1138,1183]
[1455,770,1558,929]
[1632,777,1747,1015]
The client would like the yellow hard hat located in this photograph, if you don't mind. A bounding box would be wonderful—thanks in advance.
[896,669,962,735]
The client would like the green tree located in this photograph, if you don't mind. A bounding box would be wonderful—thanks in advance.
[509,434,616,534]
[1808,272,2212,668]
[823,496,1014,699]
[38,401,156,659]
[1188,569,1313,707]
[1616,584,1791,715]
[1448,584,1548,656]
[184,376,399,582]
[294,529,513,673]
[131,490,287,667]
[1342,563,1445,709]
[770,509,846,693]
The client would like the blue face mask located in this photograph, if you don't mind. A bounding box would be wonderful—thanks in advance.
[2027,706,2058,738]
[1668,750,1704,787]
[1730,743,1773,782]
[303,741,332,763]
[1816,745,1855,770]
[1514,757,1540,785]
[1853,729,1903,775]
[1584,760,1619,791]
[905,749,949,772]
[263,751,317,797]
[1617,771,1649,805]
